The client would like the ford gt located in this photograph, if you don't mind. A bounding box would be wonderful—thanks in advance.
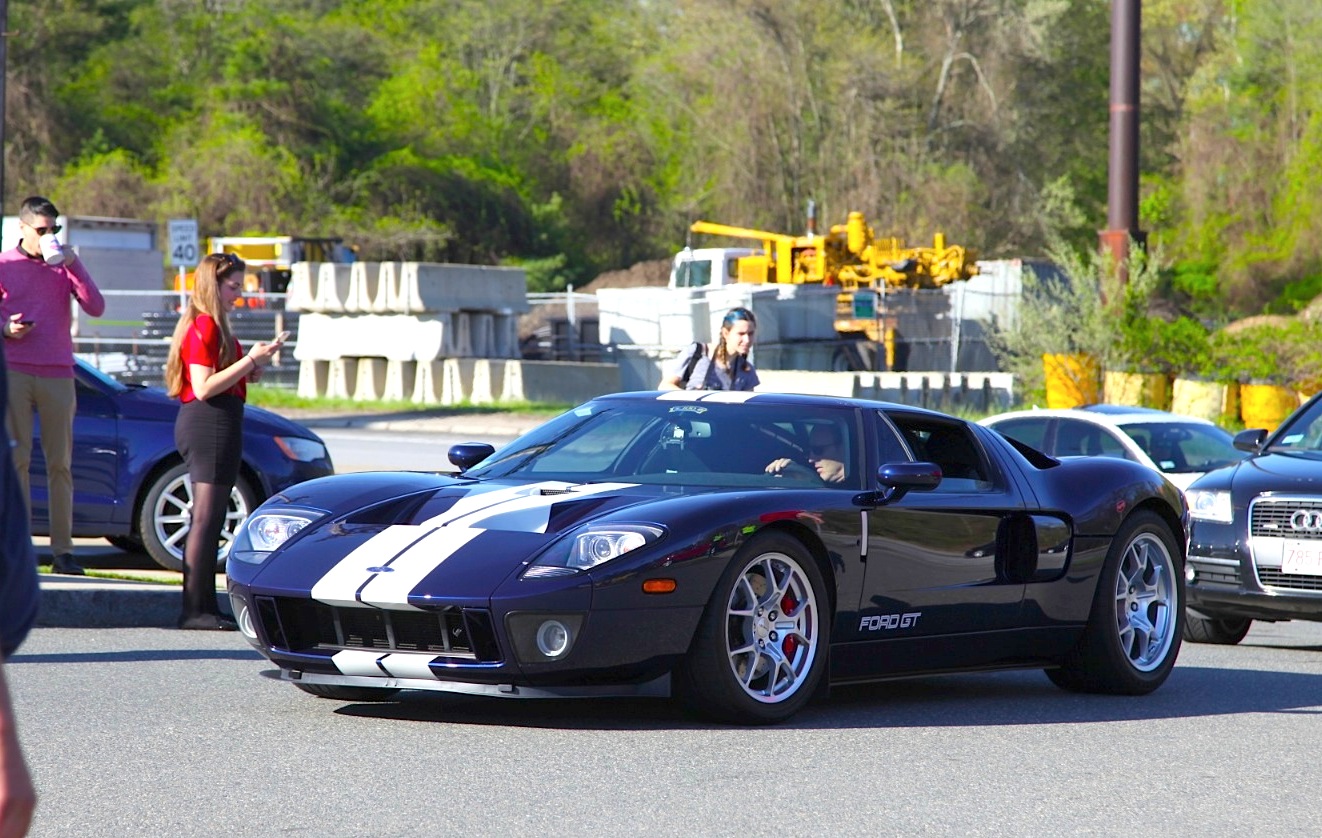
[227,391,1187,724]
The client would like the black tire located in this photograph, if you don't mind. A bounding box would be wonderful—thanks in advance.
[1183,612,1252,645]
[137,463,258,572]
[294,683,401,702]
[675,531,830,725]
[105,535,143,553]
[1047,510,1184,694]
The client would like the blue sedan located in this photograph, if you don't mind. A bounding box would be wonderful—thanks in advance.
[25,359,334,571]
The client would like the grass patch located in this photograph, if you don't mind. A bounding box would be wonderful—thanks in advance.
[39,565,182,585]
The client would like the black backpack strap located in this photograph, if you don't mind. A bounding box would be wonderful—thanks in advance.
[679,341,706,388]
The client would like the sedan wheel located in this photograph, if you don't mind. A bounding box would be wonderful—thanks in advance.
[1048,510,1184,694]
[1184,612,1252,645]
[677,532,829,724]
[137,463,257,572]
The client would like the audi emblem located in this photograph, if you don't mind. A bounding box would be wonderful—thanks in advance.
[1289,510,1322,532]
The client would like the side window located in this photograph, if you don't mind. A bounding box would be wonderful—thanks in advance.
[886,413,993,492]
[872,412,911,464]
[1093,428,1132,460]
[989,418,1049,452]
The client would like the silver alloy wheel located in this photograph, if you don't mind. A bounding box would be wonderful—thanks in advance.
[723,551,821,703]
[151,473,250,565]
[1113,531,1177,672]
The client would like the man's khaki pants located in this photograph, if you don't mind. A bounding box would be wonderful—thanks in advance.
[5,372,75,557]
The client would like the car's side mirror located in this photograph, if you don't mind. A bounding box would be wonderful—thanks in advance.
[448,442,496,472]
[1233,428,1267,453]
[854,461,942,506]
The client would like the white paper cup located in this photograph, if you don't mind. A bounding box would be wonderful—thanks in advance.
[38,233,65,266]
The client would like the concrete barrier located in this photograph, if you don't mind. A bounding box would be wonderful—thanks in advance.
[502,361,619,404]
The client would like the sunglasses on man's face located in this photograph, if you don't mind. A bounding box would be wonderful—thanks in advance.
[28,223,62,236]
[809,440,840,456]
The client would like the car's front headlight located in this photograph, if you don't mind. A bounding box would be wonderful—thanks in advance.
[231,507,327,564]
[524,524,666,578]
[274,436,329,462]
[1187,489,1233,523]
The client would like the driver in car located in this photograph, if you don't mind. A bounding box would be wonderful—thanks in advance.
[765,425,847,483]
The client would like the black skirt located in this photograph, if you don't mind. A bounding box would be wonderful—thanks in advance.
[174,395,244,486]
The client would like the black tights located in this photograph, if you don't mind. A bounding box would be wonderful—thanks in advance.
[181,481,229,621]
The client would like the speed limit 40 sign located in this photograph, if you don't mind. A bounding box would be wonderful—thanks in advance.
[168,219,199,267]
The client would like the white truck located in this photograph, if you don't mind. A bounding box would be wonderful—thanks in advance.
[668,246,758,289]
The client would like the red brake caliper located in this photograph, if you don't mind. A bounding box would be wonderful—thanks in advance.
[781,593,799,657]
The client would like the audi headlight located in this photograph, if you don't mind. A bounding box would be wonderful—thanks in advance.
[524,524,665,578]
[1187,489,1233,523]
[274,436,329,463]
[230,507,326,565]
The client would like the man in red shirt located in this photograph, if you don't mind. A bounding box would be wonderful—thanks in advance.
[0,196,105,575]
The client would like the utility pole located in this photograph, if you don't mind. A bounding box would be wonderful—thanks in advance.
[1099,0,1145,277]
[0,0,7,209]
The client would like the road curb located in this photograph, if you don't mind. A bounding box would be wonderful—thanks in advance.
[37,575,229,629]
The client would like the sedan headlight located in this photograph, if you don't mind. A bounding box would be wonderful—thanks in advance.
[231,507,326,564]
[274,436,329,462]
[1187,489,1233,523]
[524,524,665,578]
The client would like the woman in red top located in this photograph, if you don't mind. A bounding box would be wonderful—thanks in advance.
[164,253,284,630]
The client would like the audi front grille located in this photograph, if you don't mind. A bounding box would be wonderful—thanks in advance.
[1250,497,1322,538]
[1249,496,1322,593]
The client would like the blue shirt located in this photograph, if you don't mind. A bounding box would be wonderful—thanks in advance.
[668,342,760,391]
[0,342,39,658]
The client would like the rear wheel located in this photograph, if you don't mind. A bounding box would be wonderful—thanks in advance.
[1183,612,1252,645]
[1047,510,1183,694]
[676,531,829,725]
[294,683,401,702]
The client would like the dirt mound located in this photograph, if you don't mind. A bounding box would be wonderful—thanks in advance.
[579,259,670,293]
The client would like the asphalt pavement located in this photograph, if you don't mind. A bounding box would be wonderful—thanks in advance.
[36,407,548,629]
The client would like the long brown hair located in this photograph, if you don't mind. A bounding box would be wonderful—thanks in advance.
[713,306,756,370]
[164,253,245,397]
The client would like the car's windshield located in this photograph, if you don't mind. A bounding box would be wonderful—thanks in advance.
[1270,397,1322,452]
[465,399,864,489]
[1118,421,1247,473]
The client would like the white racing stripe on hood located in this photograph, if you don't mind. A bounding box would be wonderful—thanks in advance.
[311,525,438,608]
[416,481,640,533]
[357,527,483,609]
[418,481,576,527]
[312,480,642,611]
[331,649,440,680]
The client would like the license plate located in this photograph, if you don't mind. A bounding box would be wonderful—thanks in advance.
[1282,540,1322,575]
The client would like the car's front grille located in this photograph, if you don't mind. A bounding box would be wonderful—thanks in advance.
[257,597,501,662]
[1250,497,1322,539]
[1257,570,1322,591]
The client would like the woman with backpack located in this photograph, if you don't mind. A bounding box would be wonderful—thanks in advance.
[658,306,760,391]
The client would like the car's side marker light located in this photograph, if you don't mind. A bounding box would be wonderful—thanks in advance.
[643,578,677,594]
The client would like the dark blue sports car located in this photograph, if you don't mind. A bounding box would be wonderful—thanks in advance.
[228,391,1187,724]
[27,359,334,571]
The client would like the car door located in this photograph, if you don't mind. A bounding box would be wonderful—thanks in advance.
[851,411,1032,642]
[30,371,121,531]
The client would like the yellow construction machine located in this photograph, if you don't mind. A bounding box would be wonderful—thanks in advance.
[684,209,979,368]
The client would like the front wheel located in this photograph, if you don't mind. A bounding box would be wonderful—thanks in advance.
[676,531,830,725]
[137,463,258,572]
[1047,510,1184,694]
[1183,612,1251,645]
